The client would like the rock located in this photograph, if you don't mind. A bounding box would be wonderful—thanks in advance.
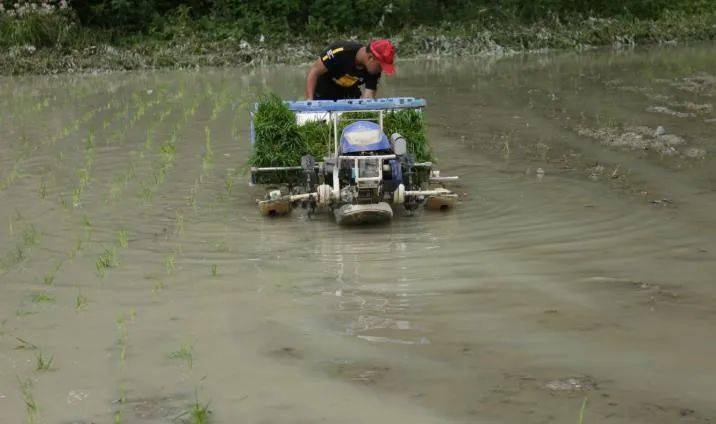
[654,126,666,136]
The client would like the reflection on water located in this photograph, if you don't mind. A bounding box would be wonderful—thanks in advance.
[1,44,716,423]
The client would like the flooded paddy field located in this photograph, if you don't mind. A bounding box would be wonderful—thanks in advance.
[1,43,715,423]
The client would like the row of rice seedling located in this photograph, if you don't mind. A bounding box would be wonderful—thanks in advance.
[248,93,434,167]
[1,81,199,424]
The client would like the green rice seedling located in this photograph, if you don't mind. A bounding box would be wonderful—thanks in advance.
[383,109,433,163]
[152,166,167,186]
[202,127,214,171]
[144,129,155,151]
[187,181,198,209]
[578,397,588,424]
[168,343,195,369]
[22,225,39,247]
[139,182,153,203]
[16,308,37,317]
[17,376,38,424]
[249,94,432,166]
[31,292,54,304]
[43,260,62,286]
[75,291,88,312]
[224,175,233,196]
[160,137,177,164]
[212,241,229,253]
[96,247,119,278]
[159,108,172,122]
[72,186,83,208]
[116,313,128,365]
[116,229,129,249]
[8,245,25,266]
[297,120,331,159]
[114,410,122,424]
[82,215,93,239]
[35,351,53,371]
[77,168,91,189]
[59,194,70,210]
[176,390,211,424]
[38,179,47,199]
[152,280,165,294]
[165,252,176,275]
[109,180,124,201]
[69,237,83,259]
[85,132,95,150]
[118,382,127,403]
[211,264,218,277]
[249,94,306,167]
[15,337,38,350]
[0,162,23,191]
[175,212,185,235]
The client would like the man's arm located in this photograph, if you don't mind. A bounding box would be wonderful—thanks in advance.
[363,72,380,99]
[305,59,328,100]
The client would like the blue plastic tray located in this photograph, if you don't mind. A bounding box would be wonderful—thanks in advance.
[253,97,426,112]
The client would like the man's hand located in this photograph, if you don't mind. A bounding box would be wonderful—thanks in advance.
[362,89,376,99]
[305,59,328,100]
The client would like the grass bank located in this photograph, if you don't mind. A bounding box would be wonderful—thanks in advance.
[1,11,716,75]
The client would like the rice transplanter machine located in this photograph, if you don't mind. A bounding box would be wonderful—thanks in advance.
[250,97,458,225]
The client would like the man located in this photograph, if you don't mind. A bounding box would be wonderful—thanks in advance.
[305,39,395,101]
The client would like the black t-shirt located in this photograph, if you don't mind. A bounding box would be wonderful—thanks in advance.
[319,41,381,91]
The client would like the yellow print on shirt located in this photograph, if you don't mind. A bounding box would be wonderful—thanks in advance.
[334,75,359,87]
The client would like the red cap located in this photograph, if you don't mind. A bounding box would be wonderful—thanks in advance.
[369,39,396,75]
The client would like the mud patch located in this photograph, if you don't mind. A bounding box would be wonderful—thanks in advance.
[576,125,697,157]
[120,393,188,421]
[543,376,598,392]
[324,360,392,385]
[670,73,716,96]
[646,106,696,118]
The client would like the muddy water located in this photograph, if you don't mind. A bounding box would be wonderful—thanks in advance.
[1,43,715,423]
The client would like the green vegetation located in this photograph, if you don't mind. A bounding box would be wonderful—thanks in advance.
[578,397,589,424]
[384,109,432,162]
[250,93,313,167]
[30,292,54,304]
[35,351,54,371]
[15,337,38,350]
[164,251,176,274]
[250,93,432,166]
[116,229,129,249]
[1,1,715,75]
[168,343,195,369]
[43,260,62,285]
[96,246,119,278]
[17,376,38,424]
[177,391,212,424]
[74,291,88,312]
